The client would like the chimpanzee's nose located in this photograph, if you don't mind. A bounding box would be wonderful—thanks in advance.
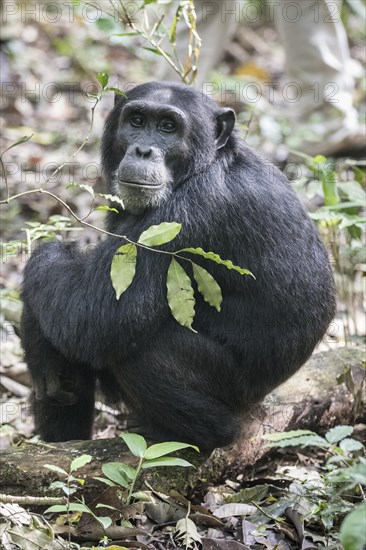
[135,145,152,158]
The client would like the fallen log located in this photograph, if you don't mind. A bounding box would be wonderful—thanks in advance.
[0,346,364,502]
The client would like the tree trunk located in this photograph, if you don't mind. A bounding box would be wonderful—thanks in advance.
[0,346,364,503]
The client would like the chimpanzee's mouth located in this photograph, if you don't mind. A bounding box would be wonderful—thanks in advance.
[120,181,165,190]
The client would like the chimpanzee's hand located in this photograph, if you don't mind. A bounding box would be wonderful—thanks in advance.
[33,367,78,406]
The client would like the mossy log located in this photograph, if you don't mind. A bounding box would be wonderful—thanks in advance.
[0,346,364,504]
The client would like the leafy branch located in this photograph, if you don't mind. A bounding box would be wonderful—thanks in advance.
[98,0,201,83]
[99,433,198,505]
[110,221,254,332]
[32,435,198,547]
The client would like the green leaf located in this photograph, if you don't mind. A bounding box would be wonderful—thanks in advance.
[337,459,366,486]
[170,14,179,45]
[312,154,327,164]
[103,462,136,482]
[288,149,314,163]
[325,425,353,444]
[192,262,222,312]
[138,222,182,246]
[180,247,254,277]
[309,211,341,223]
[170,3,184,45]
[263,430,329,449]
[96,516,112,530]
[107,87,127,98]
[44,505,68,514]
[347,459,366,485]
[113,32,140,37]
[101,463,130,488]
[110,243,137,299]
[340,503,366,550]
[0,134,34,158]
[339,438,364,453]
[43,464,68,476]
[338,180,366,203]
[97,72,109,88]
[44,503,89,514]
[174,517,202,547]
[93,476,116,487]
[142,457,194,469]
[96,192,125,208]
[25,221,41,228]
[327,201,365,211]
[70,454,92,472]
[67,182,95,197]
[338,215,365,231]
[95,205,119,214]
[96,504,119,511]
[322,169,339,206]
[62,486,76,496]
[250,497,298,524]
[49,481,67,491]
[167,258,196,332]
[143,47,165,56]
[144,441,199,460]
[264,435,328,448]
[95,17,115,31]
[130,491,151,502]
[120,433,147,457]
[49,214,72,224]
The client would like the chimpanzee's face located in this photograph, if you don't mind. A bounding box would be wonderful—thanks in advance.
[107,84,236,214]
[112,98,188,213]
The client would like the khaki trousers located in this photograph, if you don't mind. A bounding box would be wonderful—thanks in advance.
[156,0,359,139]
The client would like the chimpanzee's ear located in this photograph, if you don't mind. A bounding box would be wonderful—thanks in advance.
[215,108,236,150]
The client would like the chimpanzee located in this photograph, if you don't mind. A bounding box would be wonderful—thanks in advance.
[21,82,336,451]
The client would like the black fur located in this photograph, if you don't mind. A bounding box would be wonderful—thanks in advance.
[21,82,336,451]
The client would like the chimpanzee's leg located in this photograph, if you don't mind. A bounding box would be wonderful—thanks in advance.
[21,306,96,441]
[119,331,242,452]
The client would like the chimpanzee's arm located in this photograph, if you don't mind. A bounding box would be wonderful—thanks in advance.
[22,240,171,367]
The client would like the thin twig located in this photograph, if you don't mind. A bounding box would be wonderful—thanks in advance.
[100,0,193,82]
[1,186,196,264]
[43,96,99,189]
[0,493,66,506]
[0,97,99,205]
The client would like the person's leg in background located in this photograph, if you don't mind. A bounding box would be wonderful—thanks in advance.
[273,0,364,156]
[155,0,364,157]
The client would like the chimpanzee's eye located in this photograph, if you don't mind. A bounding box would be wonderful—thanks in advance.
[130,115,145,128]
[159,120,176,133]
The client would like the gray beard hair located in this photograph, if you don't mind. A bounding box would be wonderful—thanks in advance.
[111,172,172,215]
